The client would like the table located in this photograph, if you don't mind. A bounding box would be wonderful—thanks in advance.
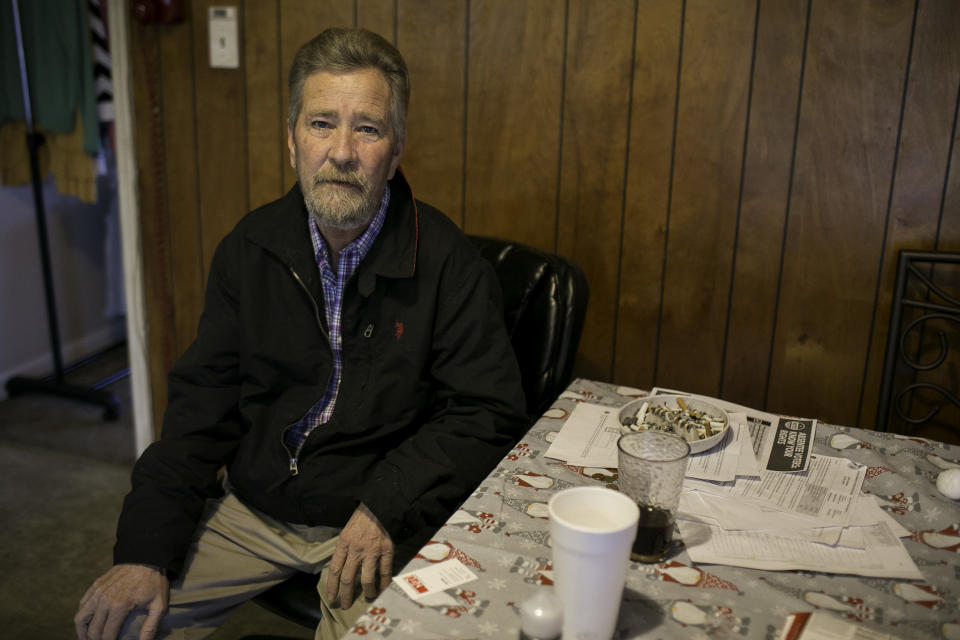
[343,379,960,639]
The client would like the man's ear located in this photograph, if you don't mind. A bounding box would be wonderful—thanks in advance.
[387,129,406,179]
[287,124,296,170]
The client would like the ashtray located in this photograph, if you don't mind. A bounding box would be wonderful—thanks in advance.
[618,395,730,454]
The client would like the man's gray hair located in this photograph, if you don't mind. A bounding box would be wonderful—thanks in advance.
[288,28,410,140]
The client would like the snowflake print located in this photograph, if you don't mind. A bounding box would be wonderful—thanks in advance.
[397,619,421,634]
[487,578,507,591]
[478,621,500,635]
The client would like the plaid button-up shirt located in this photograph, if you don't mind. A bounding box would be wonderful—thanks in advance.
[282,185,390,457]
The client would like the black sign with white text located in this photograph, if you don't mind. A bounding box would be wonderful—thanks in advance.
[766,418,815,472]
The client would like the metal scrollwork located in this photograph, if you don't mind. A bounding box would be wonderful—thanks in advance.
[898,313,960,371]
[876,251,960,433]
[904,261,960,309]
[894,382,960,425]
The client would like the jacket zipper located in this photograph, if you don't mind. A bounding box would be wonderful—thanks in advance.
[282,265,333,478]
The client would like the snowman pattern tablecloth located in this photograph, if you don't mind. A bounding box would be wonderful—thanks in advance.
[343,379,960,640]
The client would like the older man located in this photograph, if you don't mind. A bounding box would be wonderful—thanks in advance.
[75,28,527,640]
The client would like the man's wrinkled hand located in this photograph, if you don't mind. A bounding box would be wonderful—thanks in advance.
[326,503,394,609]
[74,564,169,640]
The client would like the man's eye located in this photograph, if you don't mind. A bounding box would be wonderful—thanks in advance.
[358,125,379,135]
[311,120,332,129]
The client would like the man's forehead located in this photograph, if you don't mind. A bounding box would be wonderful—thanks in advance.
[301,69,391,107]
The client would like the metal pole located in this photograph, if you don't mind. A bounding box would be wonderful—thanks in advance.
[11,0,65,381]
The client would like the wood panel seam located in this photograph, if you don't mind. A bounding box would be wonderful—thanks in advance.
[935,76,960,250]
[241,4,250,217]
[189,11,204,297]
[719,0,762,400]
[610,0,641,383]
[856,0,920,426]
[553,0,570,256]
[276,1,284,194]
[653,0,687,388]
[460,0,470,230]
[762,0,812,413]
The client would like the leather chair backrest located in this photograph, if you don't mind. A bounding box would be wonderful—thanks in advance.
[469,235,589,418]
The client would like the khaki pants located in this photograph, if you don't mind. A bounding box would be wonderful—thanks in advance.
[121,491,372,640]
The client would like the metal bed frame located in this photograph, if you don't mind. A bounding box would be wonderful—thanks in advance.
[876,250,960,435]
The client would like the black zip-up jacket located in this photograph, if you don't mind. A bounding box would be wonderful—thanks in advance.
[114,172,528,574]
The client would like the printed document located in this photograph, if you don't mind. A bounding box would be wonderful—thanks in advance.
[684,454,865,525]
[543,402,620,467]
[677,518,923,580]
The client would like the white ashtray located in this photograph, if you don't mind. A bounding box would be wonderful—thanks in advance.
[618,394,730,454]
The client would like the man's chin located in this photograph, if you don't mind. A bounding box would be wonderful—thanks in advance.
[306,201,374,230]
[311,214,374,231]
[303,181,381,230]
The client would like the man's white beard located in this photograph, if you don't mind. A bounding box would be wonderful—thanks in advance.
[302,167,383,231]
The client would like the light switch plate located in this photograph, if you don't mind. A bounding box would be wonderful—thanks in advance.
[209,6,239,69]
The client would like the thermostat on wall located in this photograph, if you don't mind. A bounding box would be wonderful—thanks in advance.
[209,6,239,69]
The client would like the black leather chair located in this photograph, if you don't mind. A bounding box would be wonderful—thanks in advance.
[251,235,589,628]
[468,235,589,417]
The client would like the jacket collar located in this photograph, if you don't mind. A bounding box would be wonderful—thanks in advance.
[245,170,418,298]
[355,169,418,295]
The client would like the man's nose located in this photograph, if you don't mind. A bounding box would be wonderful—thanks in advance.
[328,128,358,166]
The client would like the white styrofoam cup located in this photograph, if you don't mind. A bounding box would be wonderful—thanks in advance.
[548,486,640,640]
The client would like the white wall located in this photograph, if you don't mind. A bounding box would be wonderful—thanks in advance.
[109,0,154,455]
[0,173,126,395]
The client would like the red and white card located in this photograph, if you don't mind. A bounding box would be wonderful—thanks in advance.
[392,558,478,601]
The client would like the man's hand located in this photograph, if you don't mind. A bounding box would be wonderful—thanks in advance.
[74,564,169,640]
[326,503,394,609]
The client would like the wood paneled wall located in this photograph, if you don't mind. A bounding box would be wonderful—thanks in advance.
[130,0,960,438]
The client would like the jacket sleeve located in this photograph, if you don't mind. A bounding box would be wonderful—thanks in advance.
[358,251,529,547]
[113,235,246,575]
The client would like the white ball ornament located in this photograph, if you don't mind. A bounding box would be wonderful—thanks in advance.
[936,468,960,500]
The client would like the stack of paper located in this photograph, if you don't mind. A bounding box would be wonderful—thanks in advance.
[543,389,923,580]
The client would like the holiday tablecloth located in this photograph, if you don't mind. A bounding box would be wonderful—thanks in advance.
[342,379,960,639]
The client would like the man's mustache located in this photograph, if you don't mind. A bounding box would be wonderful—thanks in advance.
[312,169,366,189]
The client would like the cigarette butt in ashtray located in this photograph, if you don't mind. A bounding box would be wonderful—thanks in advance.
[637,401,649,423]
[675,397,712,437]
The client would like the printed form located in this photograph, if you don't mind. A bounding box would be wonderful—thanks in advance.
[677,518,923,580]
[685,454,866,526]
[543,402,621,468]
